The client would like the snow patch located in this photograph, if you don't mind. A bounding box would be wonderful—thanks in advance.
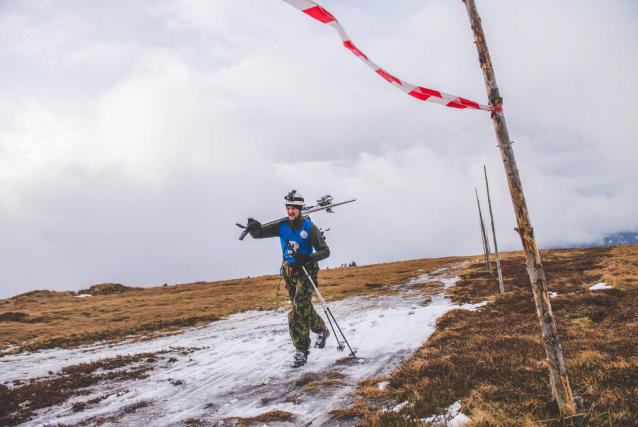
[388,401,412,412]
[377,381,389,391]
[589,282,612,290]
[441,277,460,289]
[548,291,559,298]
[421,400,471,426]
[74,294,93,298]
[459,300,489,311]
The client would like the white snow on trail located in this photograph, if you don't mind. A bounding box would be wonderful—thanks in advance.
[2,266,482,426]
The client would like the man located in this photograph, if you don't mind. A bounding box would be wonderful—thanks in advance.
[246,190,330,368]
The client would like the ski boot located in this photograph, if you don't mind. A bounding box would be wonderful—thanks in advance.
[291,349,309,368]
[315,328,330,349]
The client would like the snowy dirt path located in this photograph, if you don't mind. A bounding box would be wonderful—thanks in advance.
[2,263,481,426]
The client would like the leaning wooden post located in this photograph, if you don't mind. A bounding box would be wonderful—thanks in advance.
[484,165,504,295]
[462,0,575,415]
[475,188,493,274]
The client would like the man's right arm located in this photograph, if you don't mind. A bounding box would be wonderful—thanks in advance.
[249,221,281,239]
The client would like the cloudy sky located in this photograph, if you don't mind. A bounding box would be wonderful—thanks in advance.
[1,0,636,298]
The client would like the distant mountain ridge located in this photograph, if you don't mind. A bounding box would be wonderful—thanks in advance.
[601,232,638,246]
[551,231,638,249]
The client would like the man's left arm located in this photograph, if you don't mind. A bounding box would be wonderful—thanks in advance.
[309,224,330,263]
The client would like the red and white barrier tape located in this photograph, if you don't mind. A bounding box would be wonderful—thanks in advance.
[282,0,501,115]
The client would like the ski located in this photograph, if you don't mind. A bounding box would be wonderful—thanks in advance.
[236,196,356,240]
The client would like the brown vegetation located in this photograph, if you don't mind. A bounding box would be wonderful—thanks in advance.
[301,379,348,392]
[77,283,143,296]
[356,245,638,426]
[0,346,201,426]
[0,256,457,354]
[45,399,152,427]
[2,245,637,425]
[223,410,294,426]
[1,353,155,425]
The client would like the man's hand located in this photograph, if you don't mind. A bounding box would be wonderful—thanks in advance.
[294,252,312,265]
[246,218,261,232]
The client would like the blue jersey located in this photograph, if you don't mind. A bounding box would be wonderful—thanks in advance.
[279,219,313,263]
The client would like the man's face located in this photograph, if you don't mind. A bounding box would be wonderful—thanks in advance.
[286,205,300,221]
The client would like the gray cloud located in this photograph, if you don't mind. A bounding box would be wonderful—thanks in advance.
[1,0,636,298]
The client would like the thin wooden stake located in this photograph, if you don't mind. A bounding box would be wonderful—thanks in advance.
[475,188,493,274]
[462,0,575,415]
[484,165,504,295]
[475,188,488,264]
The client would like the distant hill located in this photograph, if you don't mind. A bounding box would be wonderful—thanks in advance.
[551,231,638,249]
[600,231,638,246]
[78,283,143,296]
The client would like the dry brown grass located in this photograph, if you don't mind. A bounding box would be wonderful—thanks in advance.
[44,399,152,427]
[4,245,636,426]
[357,245,638,426]
[326,371,346,379]
[77,283,144,296]
[223,410,294,426]
[301,379,348,392]
[1,352,158,425]
[0,257,458,354]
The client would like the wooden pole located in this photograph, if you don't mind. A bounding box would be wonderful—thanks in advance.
[482,211,494,276]
[475,188,493,274]
[482,207,493,275]
[484,165,504,295]
[462,0,575,415]
[475,188,488,266]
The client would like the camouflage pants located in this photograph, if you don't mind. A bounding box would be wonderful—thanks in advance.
[283,262,326,351]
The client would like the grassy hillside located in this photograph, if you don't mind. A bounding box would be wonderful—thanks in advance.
[352,245,638,426]
[2,245,636,426]
[0,256,457,354]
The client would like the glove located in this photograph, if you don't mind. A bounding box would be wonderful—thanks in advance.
[246,218,261,232]
[294,252,313,265]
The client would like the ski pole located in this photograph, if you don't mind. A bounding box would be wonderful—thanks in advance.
[300,265,357,359]
[295,262,342,352]
[285,239,357,358]
[283,241,341,350]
